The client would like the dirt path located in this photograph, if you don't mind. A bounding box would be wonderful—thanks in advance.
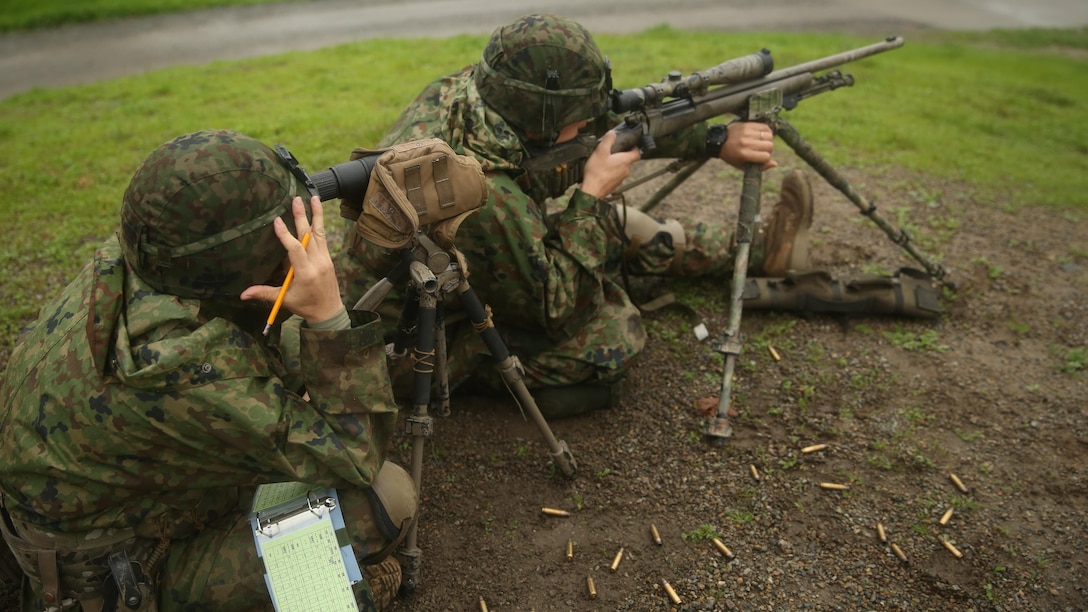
[3,0,1088,100]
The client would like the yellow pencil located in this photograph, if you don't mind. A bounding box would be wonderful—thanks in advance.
[263,232,311,336]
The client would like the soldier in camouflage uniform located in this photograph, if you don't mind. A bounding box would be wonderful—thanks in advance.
[0,130,416,611]
[339,14,814,417]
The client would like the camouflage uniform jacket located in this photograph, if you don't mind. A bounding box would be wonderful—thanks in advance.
[341,65,711,346]
[0,235,397,537]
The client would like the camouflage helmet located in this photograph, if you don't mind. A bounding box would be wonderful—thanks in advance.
[119,129,307,299]
[474,14,612,145]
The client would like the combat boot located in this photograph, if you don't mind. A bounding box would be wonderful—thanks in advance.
[758,169,814,277]
[363,556,402,611]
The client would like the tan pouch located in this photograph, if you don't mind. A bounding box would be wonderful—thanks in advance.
[341,139,486,249]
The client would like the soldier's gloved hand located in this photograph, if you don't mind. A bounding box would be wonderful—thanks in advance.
[719,121,778,171]
[240,196,345,325]
[580,129,642,199]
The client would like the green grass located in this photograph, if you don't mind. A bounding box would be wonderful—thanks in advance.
[0,0,301,31]
[1,26,1086,362]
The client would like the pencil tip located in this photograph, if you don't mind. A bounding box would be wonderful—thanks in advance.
[262,324,271,336]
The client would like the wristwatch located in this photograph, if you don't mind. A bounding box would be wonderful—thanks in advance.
[705,124,728,158]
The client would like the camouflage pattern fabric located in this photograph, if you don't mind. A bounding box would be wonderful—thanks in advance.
[119,129,304,300]
[339,15,752,394]
[473,13,611,143]
[0,235,407,610]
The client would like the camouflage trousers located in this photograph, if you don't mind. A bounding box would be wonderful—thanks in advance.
[385,210,749,395]
[2,462,416,611]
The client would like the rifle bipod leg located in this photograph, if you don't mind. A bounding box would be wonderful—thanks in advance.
[455,282,577,478]
[707,162,764,445]
[771,117,951,288]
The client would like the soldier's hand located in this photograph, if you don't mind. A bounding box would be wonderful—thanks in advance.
[240,196,344,325]
[581,130,642,199]
[720,121,778,171]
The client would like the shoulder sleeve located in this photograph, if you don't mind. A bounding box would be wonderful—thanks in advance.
[454,172,620,340]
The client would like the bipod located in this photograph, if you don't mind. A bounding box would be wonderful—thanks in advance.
[770,116,953,290]
[706,160,764,444]
[353,233,577,593]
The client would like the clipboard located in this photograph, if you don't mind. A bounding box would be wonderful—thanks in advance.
[250,483,363,612]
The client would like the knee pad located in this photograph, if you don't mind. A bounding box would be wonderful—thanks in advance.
[361,462,418,565]
[612,205,686,273]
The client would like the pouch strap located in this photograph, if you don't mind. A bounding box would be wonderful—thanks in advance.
[38,549,60,607]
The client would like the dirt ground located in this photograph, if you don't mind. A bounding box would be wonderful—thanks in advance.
[377,152,1087,611]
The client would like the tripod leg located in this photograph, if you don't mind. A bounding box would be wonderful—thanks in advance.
[433,305,452,418]
[455,283,578,478]
[396,290,437,594]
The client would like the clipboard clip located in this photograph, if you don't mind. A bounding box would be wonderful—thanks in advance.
[256,493,335,536]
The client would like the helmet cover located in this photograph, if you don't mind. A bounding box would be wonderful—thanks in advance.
[119,129,303,299]
[474,14,611,145]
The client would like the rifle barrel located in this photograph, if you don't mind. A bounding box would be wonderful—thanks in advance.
[754,36,904,90]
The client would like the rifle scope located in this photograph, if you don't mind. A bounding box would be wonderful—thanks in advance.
[610,49,774,113]
[274,144,382,203]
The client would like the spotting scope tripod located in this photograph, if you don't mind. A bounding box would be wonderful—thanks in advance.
[352,232,577,592]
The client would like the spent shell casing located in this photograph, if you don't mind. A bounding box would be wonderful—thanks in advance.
[801,443,828,454]
[610,547,624,572]
[769,345,781,362]
[712,538,735,559]
[949,472,968,493]
[942,538,964,558]
[819,482,850,490]
[749,464,761,481]
[566,539,573,561]
[662,579,681,605]
[541,507,571,517]
[479,596,488,612]
[876,522,887,542]
[587,576,597,600]
[650,523,662,545]
[890,542,908,563]
[939,508,954,525]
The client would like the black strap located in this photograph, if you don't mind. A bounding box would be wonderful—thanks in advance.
[104,551,142,611]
